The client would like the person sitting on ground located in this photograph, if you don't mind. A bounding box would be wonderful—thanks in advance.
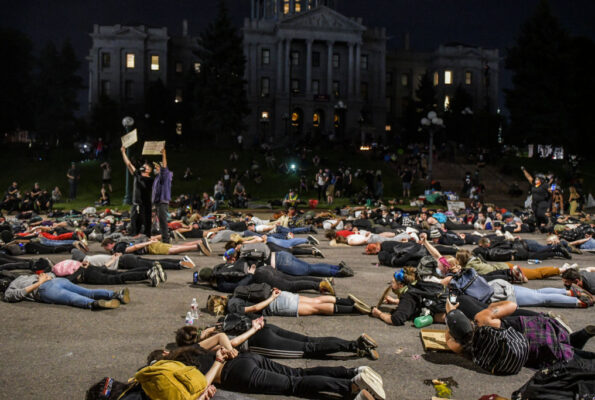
[282,189,299,208]
[444,299,595,375]
[3,272,129,310]
[232,180,247,208]
[98,185,110,206]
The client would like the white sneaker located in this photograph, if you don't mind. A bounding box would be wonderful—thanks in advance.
[495,230,503,236]
[504,231,515,241]
[355,366,383,385]
[352,370,385,400]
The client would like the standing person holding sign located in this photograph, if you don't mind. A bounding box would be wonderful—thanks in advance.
[152,147,173,243]
[120,146,153,236]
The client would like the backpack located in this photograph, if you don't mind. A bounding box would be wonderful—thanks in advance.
[233,283,272,302]
[133,360,207,400]
[239,248,267,263]
[449,268,494,303]
[512,356,595,400]
[472,326,530,375]
[407,281,448,314]
[217,313,254,335]
[416,256,438,279]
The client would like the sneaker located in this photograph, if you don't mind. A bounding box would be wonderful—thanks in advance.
[312,247,325,258]
[357,333,378,349]
[336,265,354,277]
[554,246,572,260]
[354,389,375,400]
[197,241,210,256]
[570,284,594,306]
[569,245,583,255]
[352,370,385,400]
[310,227,318,234]
[319,280,335,296]
[91,299,121,310]
[585,325,595,335]
[202,238,212,255]
[349,294,372,314]
[154,262,167,283]
[114,288,130,304]
[504,231,515,241]
[547,312,573,334]
[357,347,380,360]
[73,241,88,254]
[180,256,195,269]
[355,366,383,385]
[307,235,320,245]
[510,265,528,283]
[148,266,160,287]
[206,231,215,240]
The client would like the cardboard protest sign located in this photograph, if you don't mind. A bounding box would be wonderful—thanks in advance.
[142,141,165,155]
[121,129,138,148]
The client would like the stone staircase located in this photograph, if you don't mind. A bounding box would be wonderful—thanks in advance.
[431,160,527,209]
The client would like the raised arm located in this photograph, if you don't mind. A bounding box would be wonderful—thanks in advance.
[161,147,167,169]
[420,234,442,260]
[120,146,136,175]
[521,167,533,185]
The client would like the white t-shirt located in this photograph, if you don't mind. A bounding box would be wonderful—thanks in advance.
[322,219,344,230]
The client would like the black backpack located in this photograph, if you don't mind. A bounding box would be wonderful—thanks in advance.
[217,313,255,336]
[512,356,595,399]
[239,248,267,263]
[233,283,272,302]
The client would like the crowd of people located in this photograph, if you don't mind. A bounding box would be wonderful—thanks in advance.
[1,144,595,399]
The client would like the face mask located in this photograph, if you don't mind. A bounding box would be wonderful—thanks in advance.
[435,267,444,277]
[392,285,409,297]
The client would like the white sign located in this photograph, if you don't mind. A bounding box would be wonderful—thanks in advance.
[447,200,466,213]
[142,141,165,155]
[121,129,138,148]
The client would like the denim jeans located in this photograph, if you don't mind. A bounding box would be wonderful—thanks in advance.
[38,278,114,309]
[266,237,307,248]
[276,226,310,235]
[39,237,75,247]
[524,239,550,252]
[513,286,577,307]
[274,251,339,276]
[580,238,595,250]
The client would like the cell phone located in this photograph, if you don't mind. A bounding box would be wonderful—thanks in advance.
[448,289,458,304]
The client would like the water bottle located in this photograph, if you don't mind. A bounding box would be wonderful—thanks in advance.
[193,271,199,285]
[414,308,433,328]
[185,311,194,326]
[527,259,542,264]
[190,298,199,319]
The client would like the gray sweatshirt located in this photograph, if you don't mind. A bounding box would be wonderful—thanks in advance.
[3,273,56,303]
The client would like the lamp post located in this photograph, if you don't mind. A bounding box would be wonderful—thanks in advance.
[122,116,135,205]
[420,111,444,182]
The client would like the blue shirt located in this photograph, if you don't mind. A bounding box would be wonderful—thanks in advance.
[152,167,173,204]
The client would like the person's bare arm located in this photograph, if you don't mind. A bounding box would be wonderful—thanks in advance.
[569,236,591,246]
[420,235,442,260]
[521,168,533,185]
[125,240,154,253]
[120,146,136,174]
[161,147,167,169]
[474,300,517,328]
[371,307,394,325]
[230,317,264,347]
[244,289,281,313]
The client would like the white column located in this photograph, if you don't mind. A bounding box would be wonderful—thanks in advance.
[355,43,361,96]
[347,42,354,96]
[326,40,334,95]
[305,39,313,94]
[276,40,283,94]
[284,39,291,93]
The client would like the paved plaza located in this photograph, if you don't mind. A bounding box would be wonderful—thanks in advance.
[1,230,593,400]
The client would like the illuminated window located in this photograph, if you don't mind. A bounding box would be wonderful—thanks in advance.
[261,77,270,96]
[175,62,183,73]
[361,55,368,70]
[332,53,340,69]
[313,112,321,127]
[194,62,201,73]
[283,0,290,14]
[312,52,320,67]
[465,71,472,85]
[175,88,183,103]
[444,95,450,110]
[261,48,270,65]
[126,53,135,69]
[401,73,409,87]
[295,0,301,12]
[291,51,300,66]
[312,80,320,95]
[291,79,300,93]
[151,55,160,71]
[176,122,182,135]
[334,113,340,128]
[332,81,340,96]
[433,71,439,86]
[385,125,392,132]
[261,111,269,120]
[291,112,299,126]
[124,80,133,100]
[444,70,452,85]
[101,53,111,68]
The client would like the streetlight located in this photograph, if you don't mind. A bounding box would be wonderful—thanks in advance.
[122,116,134,205]
[420,110,444,182]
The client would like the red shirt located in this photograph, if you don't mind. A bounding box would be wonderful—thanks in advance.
[335,230,355,238]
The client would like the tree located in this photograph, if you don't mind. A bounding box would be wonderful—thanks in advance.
[0,28,34,133]
[195,0,249,145]
[505,0,572,148]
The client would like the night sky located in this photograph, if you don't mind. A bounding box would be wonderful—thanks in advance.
[3,0,595,114]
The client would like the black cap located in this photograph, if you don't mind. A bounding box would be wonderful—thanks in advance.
[445,309,473,343]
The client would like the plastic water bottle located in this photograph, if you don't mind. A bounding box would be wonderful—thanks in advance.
[414,308,433,328]
[185,312,194,326]
[527,259,542,264]
[190,298,199,319]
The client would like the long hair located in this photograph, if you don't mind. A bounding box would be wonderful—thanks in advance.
[455,250,472,267]
[207,295,228,316]
[401,266,418,284]
[176,325,208,346]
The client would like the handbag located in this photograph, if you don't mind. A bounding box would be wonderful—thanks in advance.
[450,268,494,303]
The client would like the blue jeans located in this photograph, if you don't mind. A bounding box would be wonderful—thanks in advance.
[524,239,550,252]
[276,226,311,235]
[275,251,339,276]
[580,238,595,250]
[38,278,114,309]
[267,236,307,248]
[39,237,75,247]
[513,286,577,308]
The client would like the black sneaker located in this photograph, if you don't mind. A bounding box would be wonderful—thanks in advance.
[312,247,324,258]
[357,347,380,360]
[91,299,121,310]
[555,246,572,260]
[114,288,130,304]
[307,235,320,245]
[336,266,354,277]
[357,333,378,349]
